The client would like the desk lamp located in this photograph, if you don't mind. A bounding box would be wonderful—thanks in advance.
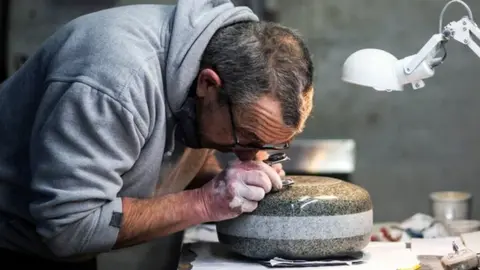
[342,0,479,91]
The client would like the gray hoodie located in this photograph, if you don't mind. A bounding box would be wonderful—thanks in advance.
[0,0,258,259]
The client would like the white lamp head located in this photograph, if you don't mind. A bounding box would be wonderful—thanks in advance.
[342,48,403,91]
[340,0,480,92]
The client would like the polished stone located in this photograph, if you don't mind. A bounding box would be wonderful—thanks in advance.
[252,176,372,216]
[216,176,374,260]
[217,234,371,260]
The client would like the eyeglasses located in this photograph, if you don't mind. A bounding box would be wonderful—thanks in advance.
[226,98,290,151]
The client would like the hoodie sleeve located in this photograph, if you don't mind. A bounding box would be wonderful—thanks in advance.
[29,81,145,257]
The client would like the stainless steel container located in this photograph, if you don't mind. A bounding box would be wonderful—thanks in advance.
[279,139,355,180]
[430,191,472,222]
[444,219,480,236]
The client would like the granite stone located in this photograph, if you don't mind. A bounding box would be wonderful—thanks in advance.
[217,233,371,260]
[216,176,374,260]
[251,176,372,216]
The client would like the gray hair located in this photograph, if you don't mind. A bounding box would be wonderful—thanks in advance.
[200,21,314,131]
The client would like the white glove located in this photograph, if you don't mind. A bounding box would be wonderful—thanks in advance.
[199,160,282,222]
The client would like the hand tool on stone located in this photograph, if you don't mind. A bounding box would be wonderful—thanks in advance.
[262,152,294,187]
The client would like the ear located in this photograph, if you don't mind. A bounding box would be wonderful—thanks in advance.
[196,68,221,98]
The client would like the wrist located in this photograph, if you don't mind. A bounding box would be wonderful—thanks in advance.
[186,188,212,224]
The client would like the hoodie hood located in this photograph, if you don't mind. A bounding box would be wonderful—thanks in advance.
[164,0,259,114]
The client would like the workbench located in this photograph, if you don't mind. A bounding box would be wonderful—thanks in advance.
[178,224,474,270]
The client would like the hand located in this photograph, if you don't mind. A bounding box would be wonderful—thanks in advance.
[198,160,282,222]
[255,151,286,178]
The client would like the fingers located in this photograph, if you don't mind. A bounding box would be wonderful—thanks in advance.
[226,196,257,215]
[252,152,286,179]
[234,180,266,201]
[255,161,283,191]
[202,169,265,222]
[241,170,272,193]
[226,171,267,216]
[226,180,262,214]
[241,200,258,213]
[230,160,283,191]
[271,164,286,177]
[271,163,282,173]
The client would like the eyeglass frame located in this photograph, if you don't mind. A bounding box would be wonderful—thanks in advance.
[224,97,290,151]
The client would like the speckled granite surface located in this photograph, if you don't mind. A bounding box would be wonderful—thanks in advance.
[217,234,371,260]
[216,176,374,260]
[252,176,371,216]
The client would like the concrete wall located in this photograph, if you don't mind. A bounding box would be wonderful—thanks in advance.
[273,0,480,222]
[7,0,480,222]
[7,0,176,76]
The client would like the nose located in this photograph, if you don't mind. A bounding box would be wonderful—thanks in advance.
[233,149,258,161]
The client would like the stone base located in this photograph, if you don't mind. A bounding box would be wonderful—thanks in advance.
[217,233,371,260]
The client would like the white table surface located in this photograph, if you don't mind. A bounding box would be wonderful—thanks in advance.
[179,223,453,270]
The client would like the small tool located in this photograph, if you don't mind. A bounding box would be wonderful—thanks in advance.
[263,152,290,165]
[263,152,294,187]
[440,241,479,270]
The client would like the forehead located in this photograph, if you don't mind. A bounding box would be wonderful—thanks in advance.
[235,96,295,143]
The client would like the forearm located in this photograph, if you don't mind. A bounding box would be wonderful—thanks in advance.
[186,151,222,190]
[114,189,209,249]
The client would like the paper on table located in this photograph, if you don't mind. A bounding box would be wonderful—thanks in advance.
[410,237,465,256]
[184,224,218,244]
[461,231,480,253]
[188,242,419,270]
[259,253,367,267]
[365,242,419,269]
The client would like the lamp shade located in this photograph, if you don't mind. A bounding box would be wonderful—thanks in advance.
[342,48,403,91]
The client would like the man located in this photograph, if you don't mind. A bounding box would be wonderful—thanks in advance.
[0,0,314,268]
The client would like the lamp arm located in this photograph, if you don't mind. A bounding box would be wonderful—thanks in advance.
[403,16,480,76]
[446,16,480,58]
[403,34,446,75]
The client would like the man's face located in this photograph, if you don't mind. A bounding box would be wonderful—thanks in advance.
[195,69,296,161]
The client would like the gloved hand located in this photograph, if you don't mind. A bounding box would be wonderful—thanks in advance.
[199,160,282,222]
